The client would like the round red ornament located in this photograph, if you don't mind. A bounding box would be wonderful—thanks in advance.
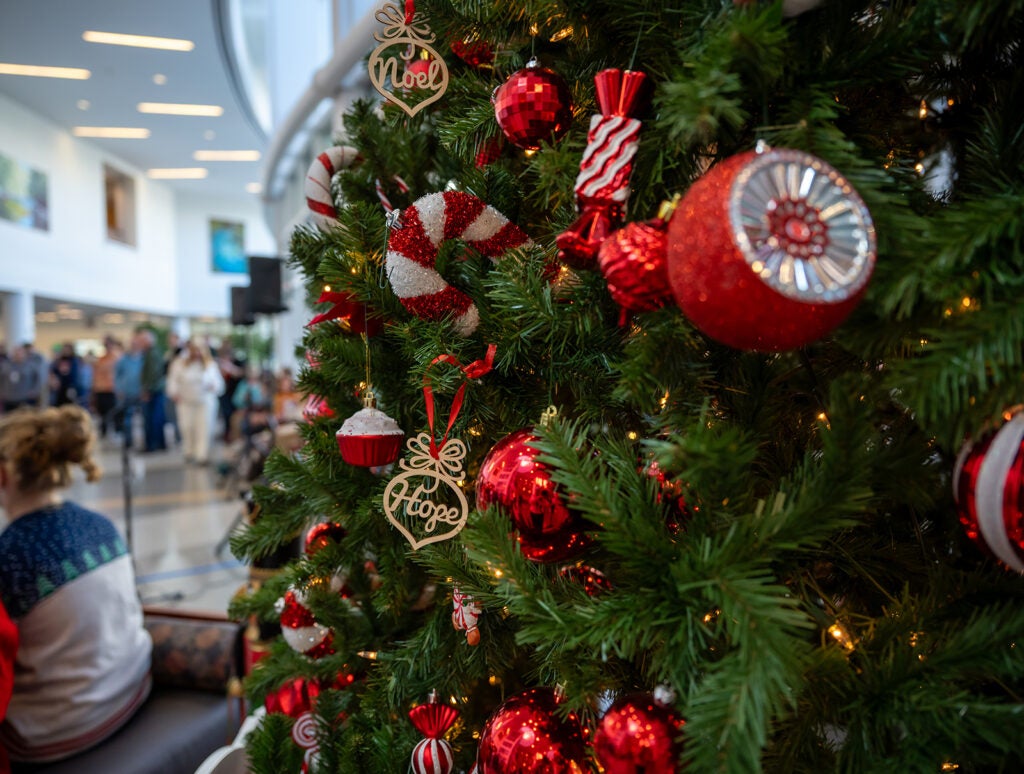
[953,411,1024,572]
[492,58,573,151]
[476,428,588,563]
[476,688,588,774]
[305,521,347,555]
[594,689,686,773]
[559,563,613,596]
[667,146,876,351]
[335,397,404,467]
[598,218,673,315]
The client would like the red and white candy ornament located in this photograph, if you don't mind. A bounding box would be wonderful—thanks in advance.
[954,410,1024,573]
[408,692,459,774]
[386,191,532,335]
[278,588,335,659]
[304,145,360,230]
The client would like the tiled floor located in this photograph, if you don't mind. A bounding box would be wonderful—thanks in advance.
[66,432,250,615]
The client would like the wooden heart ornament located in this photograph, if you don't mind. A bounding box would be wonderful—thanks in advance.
[368,3,449,117]
[383,433,468,549]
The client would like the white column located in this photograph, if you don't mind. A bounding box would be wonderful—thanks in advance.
[3,289,35,346]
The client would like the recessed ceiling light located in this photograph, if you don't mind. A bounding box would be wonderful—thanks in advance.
[147,167,208,179]
[0,63,90,79]
[246,182,262,194]
[193,150,261,161]
[153,73,167,85]
[77,99,91,110]
[82,31,195,52]
[73,126,151,138]
[138,102,223,117]
[203,130,216,141]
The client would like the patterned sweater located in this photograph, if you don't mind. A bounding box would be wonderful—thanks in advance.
[0,503,151,762]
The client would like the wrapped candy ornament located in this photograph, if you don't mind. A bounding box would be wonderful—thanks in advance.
[953,410,1024,572]
[667,144,876,351]
[557,68,648,270]
[408,691,459,774]
[492,58,573,150]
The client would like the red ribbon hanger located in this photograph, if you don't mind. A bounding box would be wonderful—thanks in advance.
[422,344,496,458]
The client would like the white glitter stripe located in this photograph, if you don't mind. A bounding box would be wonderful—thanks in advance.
[417,192,448,247]
[386,250,450,297]
[975,414,1024,572]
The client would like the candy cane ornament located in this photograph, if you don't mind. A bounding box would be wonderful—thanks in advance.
[385,191,532,335]
[304,145,361,230]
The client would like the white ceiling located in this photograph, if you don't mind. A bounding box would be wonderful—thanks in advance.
[0,0,267,198]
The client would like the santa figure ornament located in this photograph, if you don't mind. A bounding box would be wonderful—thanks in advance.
[667,144,876,351]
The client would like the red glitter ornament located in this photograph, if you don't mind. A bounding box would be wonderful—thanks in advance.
[594,689,686,773]
[598,217,673,316]
[953,411,1024,572]
[451,38,494,68]
[476,688,588,774]
[476,428,588,563]
[492,58,573,151]
[667,146,876,351]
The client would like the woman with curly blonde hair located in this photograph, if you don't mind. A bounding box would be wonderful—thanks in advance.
[0,405,151,763]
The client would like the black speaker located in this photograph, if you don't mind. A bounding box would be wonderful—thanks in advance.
[230,285,255,326]
[248,256,287,314]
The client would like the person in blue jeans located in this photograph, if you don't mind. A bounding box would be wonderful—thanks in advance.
[135,329,166,453]
[114,337,144,449]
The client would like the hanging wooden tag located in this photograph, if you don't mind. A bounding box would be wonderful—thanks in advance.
[368,2,449,117]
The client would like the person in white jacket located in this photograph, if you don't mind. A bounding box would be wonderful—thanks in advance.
[167,340,224,465]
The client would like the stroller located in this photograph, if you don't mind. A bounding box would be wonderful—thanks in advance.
[217,402,275,501]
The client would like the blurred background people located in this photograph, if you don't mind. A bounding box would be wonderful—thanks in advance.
[137,329,167,453]
[92,337,121,440]
[0,347,42,414]
[167,340,224,466]
[0,405,151,762]
[48,343,80,407]
[114,335,144,449]
[215,341,244,443]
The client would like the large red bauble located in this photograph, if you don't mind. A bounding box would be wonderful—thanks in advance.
[953,411,1024,572]
[492,61,573,151]
[598,218,674,314]
[304,521,347,555]
[476,429,587,562]
[594,692,686,773]
[477,688,588,773]
[667,147,876,351]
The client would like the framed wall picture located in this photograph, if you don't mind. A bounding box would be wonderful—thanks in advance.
[210,218,246,273]
[0,151,49,231]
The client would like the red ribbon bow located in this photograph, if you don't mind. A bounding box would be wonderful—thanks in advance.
[422,344,496,459]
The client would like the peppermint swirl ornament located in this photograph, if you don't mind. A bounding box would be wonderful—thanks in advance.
[667,146,876,351]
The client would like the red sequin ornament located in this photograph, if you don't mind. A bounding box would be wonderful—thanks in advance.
[594,689,686,773]
[667,146,876,351]
[476,428,588,563]
[451,38,494,68]
[598,217,673,316]
[477,688,588,774]
[492,58,572,151]
[953,411,1024,572]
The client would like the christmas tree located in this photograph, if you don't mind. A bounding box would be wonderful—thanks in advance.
[230,0,1024,771]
